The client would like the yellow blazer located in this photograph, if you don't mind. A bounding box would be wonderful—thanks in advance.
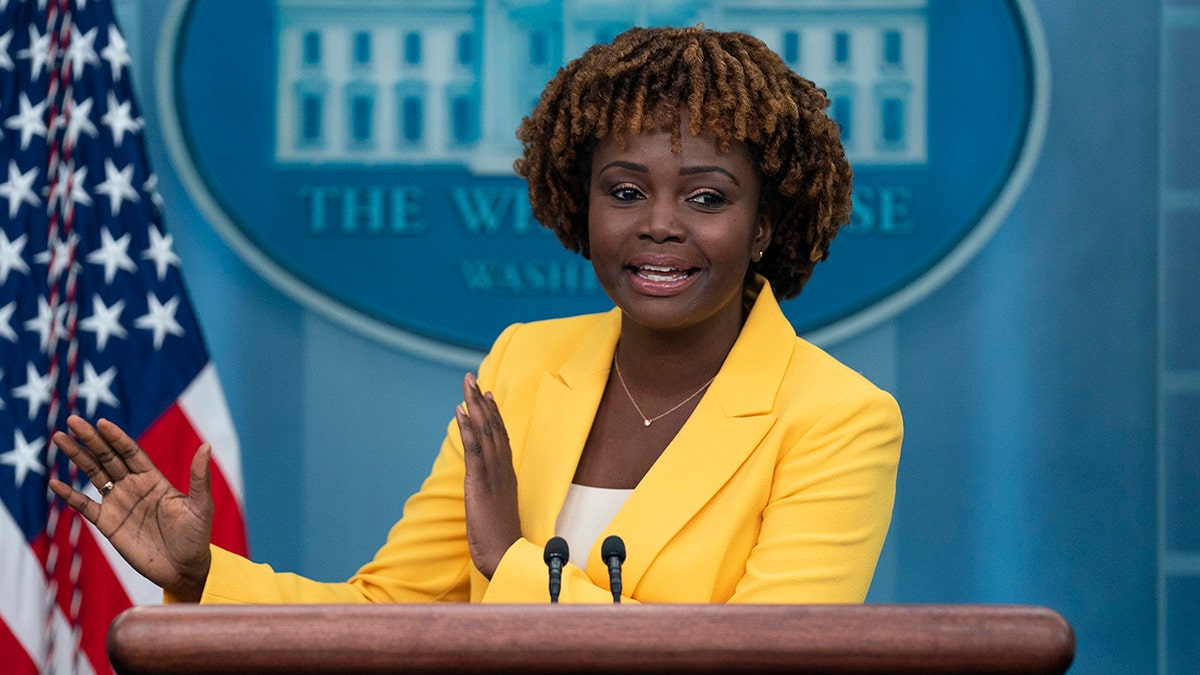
[199,281,902,604]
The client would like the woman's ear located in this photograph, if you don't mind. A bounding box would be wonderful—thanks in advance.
[752,209,775,262]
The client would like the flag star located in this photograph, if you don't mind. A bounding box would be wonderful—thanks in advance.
[144,174,164,212]
[12,362,53,421]
[0,429,47,487]
[94,158,139,215]
[65,97,99,146]
[34,233,79,285]
[66,25,100,79]
[0,161,41,217]
[0,30,14,71]
[102,92,143,146]
[80,295,127,350]
[0,371,4,409]
[102,24,131,81]
[18,25,52,79]
[76,361,120,417]
[143,227,181,280]
[24,296,66,354]
[68,164,93,206]
[135,293,185,349]
[0,231,30,283]
[4,93,48,151]
[86,228,138,283]
[0,301,17,342]
[44,161,89,214]
[47,162,92,211]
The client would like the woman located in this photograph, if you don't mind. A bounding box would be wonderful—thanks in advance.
[50,25,901,604]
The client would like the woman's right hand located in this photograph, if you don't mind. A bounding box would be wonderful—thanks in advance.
[48,415,214,602]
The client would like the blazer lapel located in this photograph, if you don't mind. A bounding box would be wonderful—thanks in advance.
[601,283,797,592]
[516,310,621,544]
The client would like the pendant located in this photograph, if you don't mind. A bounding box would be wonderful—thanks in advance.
[643,419,652,427]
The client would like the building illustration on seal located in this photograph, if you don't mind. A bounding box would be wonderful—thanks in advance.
[273,0,928,172]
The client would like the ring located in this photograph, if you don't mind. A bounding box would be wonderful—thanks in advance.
[100,481,114,495]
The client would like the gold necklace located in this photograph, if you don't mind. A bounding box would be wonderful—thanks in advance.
[612,354,717,427]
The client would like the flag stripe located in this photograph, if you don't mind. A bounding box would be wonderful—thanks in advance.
[0,501,100,675]
[0,497,45,665]
[40,511,131,673]
[0,616,40,675]
[179,364,244,500]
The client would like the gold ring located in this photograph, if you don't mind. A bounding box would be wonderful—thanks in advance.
[100,480,114,495]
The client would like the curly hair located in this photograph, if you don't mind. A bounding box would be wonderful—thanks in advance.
[513,25,853,300]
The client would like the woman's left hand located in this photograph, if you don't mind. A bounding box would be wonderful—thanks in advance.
[457,372,521,579]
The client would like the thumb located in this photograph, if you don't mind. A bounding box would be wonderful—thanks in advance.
[189,444,213,508]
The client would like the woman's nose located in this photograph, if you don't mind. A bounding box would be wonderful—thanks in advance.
[640,200,685,243]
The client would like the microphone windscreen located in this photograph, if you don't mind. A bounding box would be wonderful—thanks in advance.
[601,535,626,563]
[544,536,570,564]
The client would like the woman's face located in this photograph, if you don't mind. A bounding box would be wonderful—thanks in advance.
[587,123,771,336]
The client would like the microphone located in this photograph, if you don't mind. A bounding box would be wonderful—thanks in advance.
[543,536,569,603]
[601,535,626,603]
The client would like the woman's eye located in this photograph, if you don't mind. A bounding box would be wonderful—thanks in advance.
[610,185,643,201]
[688,191,727,208]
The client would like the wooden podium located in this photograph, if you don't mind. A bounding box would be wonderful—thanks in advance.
[106,604,1074,673]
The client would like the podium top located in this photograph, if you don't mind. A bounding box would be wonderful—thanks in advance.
[107,603,1074,674]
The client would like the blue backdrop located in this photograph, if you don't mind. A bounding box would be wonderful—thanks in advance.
[114,1,1197,673]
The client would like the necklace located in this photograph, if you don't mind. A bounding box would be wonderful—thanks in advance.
[612,354,717,427]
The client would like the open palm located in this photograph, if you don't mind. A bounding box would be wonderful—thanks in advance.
[48,415,213,602]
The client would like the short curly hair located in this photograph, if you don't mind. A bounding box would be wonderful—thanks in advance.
[514,25,853,300]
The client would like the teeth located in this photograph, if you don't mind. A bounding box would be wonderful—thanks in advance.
[636,265,689,282]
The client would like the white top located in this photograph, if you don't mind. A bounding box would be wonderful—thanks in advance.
[555,483,634,571]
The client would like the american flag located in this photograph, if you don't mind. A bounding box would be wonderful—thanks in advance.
[0,1,248,673]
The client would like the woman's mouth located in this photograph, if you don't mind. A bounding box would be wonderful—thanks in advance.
[635,264,693,282]
[626,264,700,295]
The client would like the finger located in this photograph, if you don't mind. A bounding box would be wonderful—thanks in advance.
[460,372,479,417]
[52,430,111,491]
[482,391,510,446]
[94,418,158,475]
[458,373,485,448]
[48,478,102,525]
[463,374,497,458]
[66,415,130,481]
[478,393,515,481]
[189,444,213,506]
[456,402,483,458]
[471,386,508,453]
